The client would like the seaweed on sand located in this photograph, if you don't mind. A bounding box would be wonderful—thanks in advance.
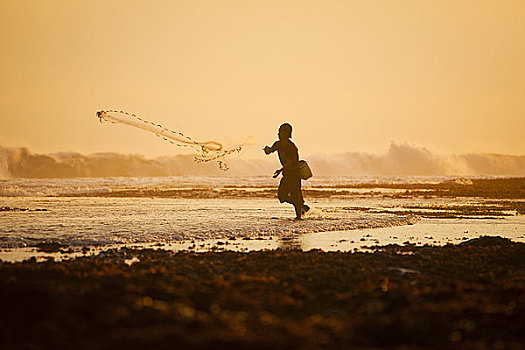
[0,236,524,349]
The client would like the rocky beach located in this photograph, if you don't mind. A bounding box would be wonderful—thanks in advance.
[1,236,524,349]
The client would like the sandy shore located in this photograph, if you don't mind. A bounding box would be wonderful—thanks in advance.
[1,236,524,349]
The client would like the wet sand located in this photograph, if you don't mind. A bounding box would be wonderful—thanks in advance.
[1,236,524,349]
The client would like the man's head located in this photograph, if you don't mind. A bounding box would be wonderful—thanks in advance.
[278,123,292,140]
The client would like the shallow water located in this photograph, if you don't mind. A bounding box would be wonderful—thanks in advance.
[1,175,523,261]
[0,197,418,247]
[0,174,501,197]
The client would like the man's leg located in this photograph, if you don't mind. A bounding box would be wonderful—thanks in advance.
[278,176,292,204]
[293,202,302,219]
[279,176,301,218]
[294,176,310,216]
[291,175,305,219]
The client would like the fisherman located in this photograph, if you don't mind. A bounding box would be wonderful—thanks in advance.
[264,123,310,220]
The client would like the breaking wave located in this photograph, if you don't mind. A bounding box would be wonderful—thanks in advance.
[1,143,524,178]
[309,143,525,176]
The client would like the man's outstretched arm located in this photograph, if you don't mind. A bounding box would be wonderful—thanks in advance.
[263,141,279,155]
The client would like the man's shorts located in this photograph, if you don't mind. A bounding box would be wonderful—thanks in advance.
[278,172,303,205]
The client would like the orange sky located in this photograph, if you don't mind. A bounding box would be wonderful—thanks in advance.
[1,0,524,159]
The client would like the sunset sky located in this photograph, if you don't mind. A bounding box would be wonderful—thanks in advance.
[1,0,524,159]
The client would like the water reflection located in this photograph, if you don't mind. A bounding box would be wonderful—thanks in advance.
[278,234,303,250]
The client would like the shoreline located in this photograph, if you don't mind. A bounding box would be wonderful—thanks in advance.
[1,236,524,349]
[2,215,525,263]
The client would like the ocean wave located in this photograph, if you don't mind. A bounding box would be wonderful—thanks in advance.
[1,143,524,179]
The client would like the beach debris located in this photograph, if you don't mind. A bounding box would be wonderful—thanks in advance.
[460,236,513,247]
[124,256,140,266]
[1,206,48,212]
[387,267,420,275]
[35,242,66,253]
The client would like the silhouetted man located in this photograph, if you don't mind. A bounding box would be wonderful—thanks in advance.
[264,123,309,219]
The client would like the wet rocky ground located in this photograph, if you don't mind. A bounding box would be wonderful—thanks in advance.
[65,177,525,200]
[1,236,524,349]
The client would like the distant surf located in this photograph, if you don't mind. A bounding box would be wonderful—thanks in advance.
[1,143,524,178]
